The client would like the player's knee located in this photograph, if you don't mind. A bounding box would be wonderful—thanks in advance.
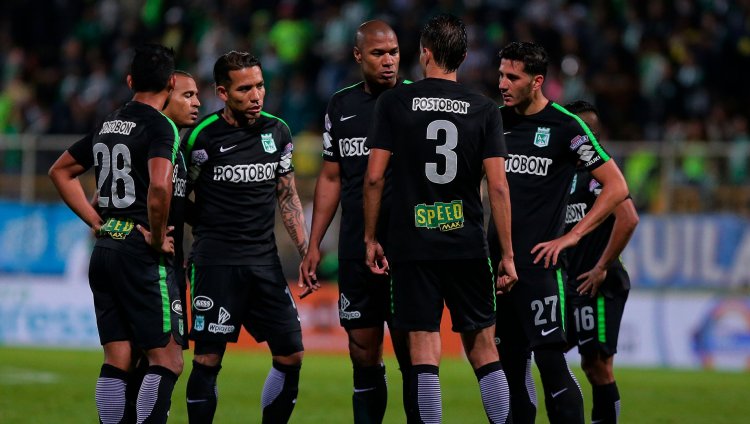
[193,340,227,367]
[347,330,383,367]
[581,354,614,385]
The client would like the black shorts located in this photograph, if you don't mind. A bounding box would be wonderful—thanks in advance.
[566,267,629,357]
[496,266,568,350]
[337,259,391,329]
[189,263,303,354]
[390,259,496,333]
[89,247,184,350]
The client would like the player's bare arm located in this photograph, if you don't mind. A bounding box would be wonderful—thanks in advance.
[484,157,518,294]
[363,148,390,275]
[48,151,103,233]
[532,159,628,267]
[139,157,175,254]
[298,161,341,292]
[276,172,309,257]
[577,197,638,297]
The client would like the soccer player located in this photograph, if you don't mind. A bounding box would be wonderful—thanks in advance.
[563,100,638,424]
[297,20,412,423]
[48,44,183,424]
[487,41,629,424]
[121,70,202,423]
[183,51,311,424]
[364,14,517,424]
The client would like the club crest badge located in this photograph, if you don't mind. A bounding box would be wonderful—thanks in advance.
[261,133,276,153]
[534,127,550,147]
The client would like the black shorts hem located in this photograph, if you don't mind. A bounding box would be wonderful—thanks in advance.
[451,318,495,334]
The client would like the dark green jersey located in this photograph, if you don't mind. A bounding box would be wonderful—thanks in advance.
[366,78,507,262]
[487,102,610,268]
[68,101,179,258]
[184,111,294,265]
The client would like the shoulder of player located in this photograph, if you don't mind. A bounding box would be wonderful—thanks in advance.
[259,110,292,134]
[548,102,592,133]
[183,111,222,153]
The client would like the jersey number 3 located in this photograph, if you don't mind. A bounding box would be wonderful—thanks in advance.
[425,120,458,184]
[94,143,136,208]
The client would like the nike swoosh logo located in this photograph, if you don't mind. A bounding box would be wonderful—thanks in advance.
[219,145,237,153]
[579,337,594,345]
[541,326,558,336]
[503,131,511,135]
[340,115,356,121]
[186,399,208,404]
[551,388,568,398]
[353,387,377,393]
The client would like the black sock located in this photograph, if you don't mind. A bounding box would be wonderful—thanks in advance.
[392,337,414,423]
[352,363,387,423]
[261,361,300,424]
[136,365,178,424]
[475,361,512,424]
[499,346,536,424]
[96,364,129,424]
[124,357,149,424]
[410,364,441,424]
[186,360,221,424]
[534,348,584,424]
[591,382,620,424]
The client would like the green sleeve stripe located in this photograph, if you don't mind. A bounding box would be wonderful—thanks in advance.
[551,102,611,162]
[334,81,364,94]
[186,114,219,156]
[260,110,290,131]
[159,112,180,164]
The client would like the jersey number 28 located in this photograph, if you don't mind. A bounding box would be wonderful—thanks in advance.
[94,143,135,208]
[425,120,458,184]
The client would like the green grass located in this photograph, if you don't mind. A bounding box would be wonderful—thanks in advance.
[1,346,748,423]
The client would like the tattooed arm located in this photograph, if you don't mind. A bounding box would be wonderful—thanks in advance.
[276,172,309,258]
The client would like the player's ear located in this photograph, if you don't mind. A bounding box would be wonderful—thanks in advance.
[215,84,228,102]
[533,74,545,91]
[353,46,362,63]
[167,74,176,92]
[126,75,133,90]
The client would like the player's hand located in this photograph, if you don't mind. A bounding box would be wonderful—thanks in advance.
[576,265,607,297]
[365,240,389,275]
[137,224,175,255]
[496,257,518,295]
[531,232,580,268]
[298,247,322,299]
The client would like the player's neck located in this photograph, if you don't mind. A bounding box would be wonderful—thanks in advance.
[131,91,170,112]
[221,106,254,128]
[363,80,397,96]
[424,63,457,81]
[514,93,548,116]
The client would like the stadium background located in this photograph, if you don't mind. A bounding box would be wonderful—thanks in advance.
[1,0,749,422]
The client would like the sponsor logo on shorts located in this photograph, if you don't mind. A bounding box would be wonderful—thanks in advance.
[414,200,464,232]
[494,337,501,346]
[578,336,594,345]
[208,307,235,334]
[193,296,214,312]
[541,326,559,336]
[171,300,183,315]
[178,319,184,336]
[194,315,205,331]
[534,127,550,147]
[339,294,361,320]
[261,133,277,153]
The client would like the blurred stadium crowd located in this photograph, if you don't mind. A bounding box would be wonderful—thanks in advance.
[1,0,749,197]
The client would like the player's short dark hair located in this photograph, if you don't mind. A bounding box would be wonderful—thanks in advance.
[498,41,548,78]
[130,44,175,93]
[564,100,599,116]
[173,69,193,79]
[213,51,262,88]
[420,14,467,73]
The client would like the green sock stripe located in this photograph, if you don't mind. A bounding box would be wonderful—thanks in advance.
[551,102,611,162]
[158,257,170,333]
[185,114,219,156]
[556,268,565,331]
[597,294,606,343]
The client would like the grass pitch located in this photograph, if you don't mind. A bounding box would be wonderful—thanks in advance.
[1,346,748,423]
